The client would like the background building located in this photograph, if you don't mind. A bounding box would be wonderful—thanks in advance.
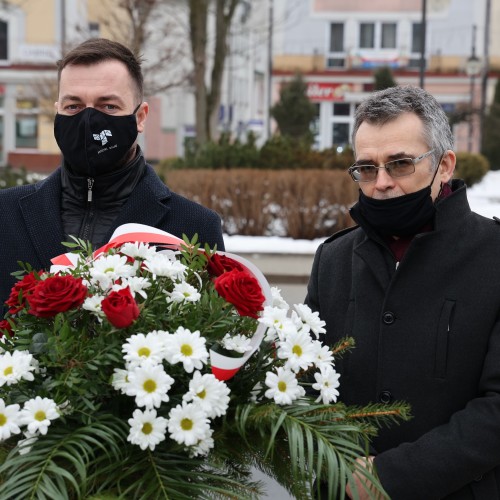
[272,0,497,154]
[0,0,498,172]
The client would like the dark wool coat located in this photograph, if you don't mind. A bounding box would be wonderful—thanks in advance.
[306,180,500,500]
[0,164,224,307]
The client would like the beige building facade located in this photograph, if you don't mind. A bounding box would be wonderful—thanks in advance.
[272,0,499,155]
[0,0,269,170]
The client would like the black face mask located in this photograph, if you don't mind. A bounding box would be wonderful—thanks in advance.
[54,106,140,177]
[357,185,437,237]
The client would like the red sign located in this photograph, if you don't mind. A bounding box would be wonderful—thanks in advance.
[306,82,352,102]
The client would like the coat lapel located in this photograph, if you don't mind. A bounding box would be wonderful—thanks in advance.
[18,170,67,267]
[353,237,394,292]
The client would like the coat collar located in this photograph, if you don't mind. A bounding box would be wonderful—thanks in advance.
[18,163,172,266]
[351,179,471,290]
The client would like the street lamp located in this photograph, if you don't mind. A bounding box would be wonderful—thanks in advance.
[466,25,481,152]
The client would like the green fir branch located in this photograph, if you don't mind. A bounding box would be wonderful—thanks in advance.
[0,414,127,499]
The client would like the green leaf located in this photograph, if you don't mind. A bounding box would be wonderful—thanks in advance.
[31,332,48,355]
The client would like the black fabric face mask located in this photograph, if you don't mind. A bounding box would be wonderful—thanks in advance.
[357,185,436,237]
[54,106,140,177]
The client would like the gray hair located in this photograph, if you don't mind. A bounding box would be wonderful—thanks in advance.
[352,85,454,168]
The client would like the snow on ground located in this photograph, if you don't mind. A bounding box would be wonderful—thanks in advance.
[224,171,500,254]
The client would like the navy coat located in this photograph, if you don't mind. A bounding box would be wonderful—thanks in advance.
[306,180,500,499]
[0,165,224,307]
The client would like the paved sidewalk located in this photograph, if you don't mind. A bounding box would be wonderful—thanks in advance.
[237,252,313,283]
[236,252,314,305]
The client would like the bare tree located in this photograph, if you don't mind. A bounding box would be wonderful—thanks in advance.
[189,0,240,145]
[92,0,192,95]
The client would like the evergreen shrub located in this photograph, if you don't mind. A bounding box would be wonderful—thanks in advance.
[454,152,489,187]
[157,137,355,172]
[0,165,43,188]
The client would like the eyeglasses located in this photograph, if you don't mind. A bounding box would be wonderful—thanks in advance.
[348,149,435,182]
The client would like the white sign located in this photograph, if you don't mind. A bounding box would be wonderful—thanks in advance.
[18,44,60,63]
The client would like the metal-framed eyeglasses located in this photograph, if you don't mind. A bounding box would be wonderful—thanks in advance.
[348,149,435,182]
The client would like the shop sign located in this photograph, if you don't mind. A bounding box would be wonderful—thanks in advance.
[306,82,352,102]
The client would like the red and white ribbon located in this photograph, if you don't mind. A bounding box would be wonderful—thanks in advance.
[50,223,272,381]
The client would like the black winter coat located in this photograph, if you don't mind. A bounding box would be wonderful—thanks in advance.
[0,164,224,307]
[306,180,500,499]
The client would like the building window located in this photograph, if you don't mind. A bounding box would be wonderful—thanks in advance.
[381,23,397,49]
[16,116,37,148]
[88,22,100,38]
[332,122,349,146]
[359,23,375,49]
[329,23,344,52]
[0,20,7,60]
[333,103,350,116]
[412,22,422,53]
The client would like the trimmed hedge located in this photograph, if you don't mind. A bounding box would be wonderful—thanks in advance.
[163,168,358,239]
[158,135,355,171]
[454,152,489,187]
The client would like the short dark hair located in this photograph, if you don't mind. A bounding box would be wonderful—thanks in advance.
[352,86,454,169]
[57,38,144,102]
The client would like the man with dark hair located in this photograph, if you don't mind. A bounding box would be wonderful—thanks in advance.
[0,38,224,306]
[306,85,500,499]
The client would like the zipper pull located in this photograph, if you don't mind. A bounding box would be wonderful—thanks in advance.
[87,178,94,203]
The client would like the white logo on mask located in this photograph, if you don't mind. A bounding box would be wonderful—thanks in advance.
[93,130,112,146]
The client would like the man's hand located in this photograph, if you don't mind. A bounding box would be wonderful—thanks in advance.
[346,456,385,500]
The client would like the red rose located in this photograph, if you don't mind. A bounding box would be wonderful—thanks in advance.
[101,287,140,328]
[207,254,245,277]
[214,269,265,319]
[6,272,41,314]
[0,319,13,338]
[28,275,88,318]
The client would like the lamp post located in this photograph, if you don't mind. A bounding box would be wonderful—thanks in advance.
[466,25,481,152]
[419,0,427,89]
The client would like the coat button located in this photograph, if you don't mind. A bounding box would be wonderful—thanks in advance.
[379,391,393,403]
[382,311,395,325]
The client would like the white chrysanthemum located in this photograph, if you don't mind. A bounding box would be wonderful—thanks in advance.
[0,350,37,387]
[163,327,208,373]
[259,306,290,341]
[120,242,156,260]
[0,399,21,441]
[167,282,201,303]
[290,310,309,334]
[275,318,299,342]
[113,276,152,299]
[293,304,326,339]
[312,365,341,404]
[19,397,59,435]
[89,254,136,290]
[271,287,289,310]
[264,367,305,405]
[168,402,211,446]
[127,408,168,451]
[183,371,230,418]
[189,428,214,457]
[126,361,175,409]
[311,340,335,369]
[111,368,131,394]
[17,430,38,455]
[221,333,252,353]
[82,295,105,316]
[143,253,187,280]
[122,333,165,368]
[277,330,316,373]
